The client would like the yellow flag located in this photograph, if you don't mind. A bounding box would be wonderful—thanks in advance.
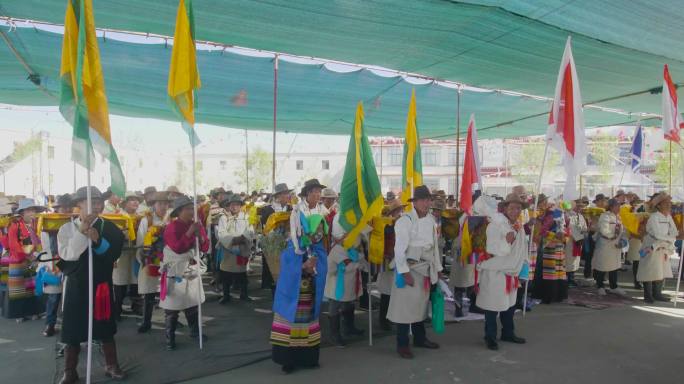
[168,0,202,146]
[400,89,423,210]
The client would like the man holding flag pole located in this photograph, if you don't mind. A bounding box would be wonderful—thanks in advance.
[167,0,206,347]
[662,64,684,307]
[57,0,127,382]
[335,102,384,347]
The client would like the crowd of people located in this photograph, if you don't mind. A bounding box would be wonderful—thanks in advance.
[0,181,681,381]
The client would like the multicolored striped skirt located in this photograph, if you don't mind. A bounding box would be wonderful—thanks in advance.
[270,276,321,348]
[542,243,567,281]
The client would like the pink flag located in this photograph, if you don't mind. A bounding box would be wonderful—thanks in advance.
[546,36,587,200]
[662,64,682,143]
[459,114,482,215]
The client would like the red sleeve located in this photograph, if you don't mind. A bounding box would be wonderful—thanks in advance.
[7,222,28,261]
[198,224,209,253]
[164,221,193,254]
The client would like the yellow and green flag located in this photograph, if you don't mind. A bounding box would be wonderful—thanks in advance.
[59,0,125,196]
[168,0,202,146]
[400,89,423,210]
[339,102,384,249]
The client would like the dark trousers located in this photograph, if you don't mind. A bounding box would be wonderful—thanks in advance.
[396,322,426,348]
[261,258,275,289]
[595,270,618,289]
[632,261,640,282]
[484,305,515,341]
[221,271,248,298]
[113,285,128,320]
[583,236,595,278]
[45,293,61,326]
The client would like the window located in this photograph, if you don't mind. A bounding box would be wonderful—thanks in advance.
[447,177,457,195]
[48,145,55,160]
[322,160,330,170]
[447,146,467,166]
[387,176,402,192]
[220,160,227,170]
[422,147,438,166]
[296,160,304,170]
[372,147,382,166]
[388,147,402,166]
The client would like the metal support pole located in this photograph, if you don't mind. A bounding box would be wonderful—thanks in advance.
[272,55,279,192]
[455,87,461,203]
[523,142,550,317]
[245,129,249,192]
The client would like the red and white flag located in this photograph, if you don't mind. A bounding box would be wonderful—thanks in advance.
[662,64,682,143]
[546,36,587,200]
[459,114,482,215]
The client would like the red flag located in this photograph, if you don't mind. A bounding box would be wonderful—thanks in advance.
[546,36,587,200]
[662,64,682,143]
[459,114,481,215]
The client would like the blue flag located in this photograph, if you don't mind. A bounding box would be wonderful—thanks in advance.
[630,125,643,172]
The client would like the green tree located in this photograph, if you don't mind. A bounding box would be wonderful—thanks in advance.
[654,147,683,187]
[234,147,273,192]
[510,142,559,185]
[589,135,619,184]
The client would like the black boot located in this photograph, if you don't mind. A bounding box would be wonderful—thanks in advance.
[343,307,364,336]
[379,294,391,330]
[643,282,654,303]
[138,294,154,333]
[632,261,641,289]
[653,280,670,302]
[165,311,178,350]
[329,314,346,347]
[239,273,252,302]
[468,289,484,314]
[186,306,208,342]
[58,345,80,384]
[454,289,465,318]
[219,279,231,304]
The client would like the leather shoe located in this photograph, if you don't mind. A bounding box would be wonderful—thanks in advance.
[414,339,440,349]
[485,338,499,350]
[501,335,526,344]
[397,347,414,359]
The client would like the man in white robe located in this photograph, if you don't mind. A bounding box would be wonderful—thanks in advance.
[387,186,442,359]
[217,194,255,302]
[477,193,527,351]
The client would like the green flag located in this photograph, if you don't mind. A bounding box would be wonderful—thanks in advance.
[339,102,384,249]
[59,0,126,195]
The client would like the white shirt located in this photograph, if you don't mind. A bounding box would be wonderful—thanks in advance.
[57,218,91,261]
[290,201,329,253]
[217,211,254,248]
[393,209,437,275]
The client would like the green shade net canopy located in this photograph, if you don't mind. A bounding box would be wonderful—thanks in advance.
[1,0,683,138]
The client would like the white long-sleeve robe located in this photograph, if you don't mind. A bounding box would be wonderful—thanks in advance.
[477,213,526,312]
[637,211,677,282]
[217,211,254,273]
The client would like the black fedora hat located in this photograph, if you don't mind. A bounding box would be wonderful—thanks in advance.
[170,195,194,218]
[52,194,73,209]
[299,179,327,197]
[219,194,245,208]
[409,185,433,202]
[273,183,293,196]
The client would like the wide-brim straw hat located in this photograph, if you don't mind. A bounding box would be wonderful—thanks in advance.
[650,192,672,210]
[501,193,529,209]
[148,191,172,205]
[16,198,47,213]
[321,188,338,199]
[386,198,407,214]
